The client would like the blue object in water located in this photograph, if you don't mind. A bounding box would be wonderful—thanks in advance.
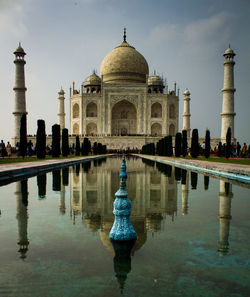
[109,156,137,241]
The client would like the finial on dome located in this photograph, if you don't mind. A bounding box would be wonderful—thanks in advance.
[123,27,126,42]
[153,70,156,75]
[229,43,231,48]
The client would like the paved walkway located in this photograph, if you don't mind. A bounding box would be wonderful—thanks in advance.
[137,154,250,184]
[0,155,107,185]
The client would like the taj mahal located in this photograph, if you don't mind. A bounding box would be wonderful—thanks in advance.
[12,29,236,149]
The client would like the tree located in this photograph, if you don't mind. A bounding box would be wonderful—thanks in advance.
[36,119,46,159]
[52,124,61,157]
[225,127,231,159]
[218,142,223,157]
[37,174,46,198]
[81,137,90,155]
[175,132,182,157]
[19,113,27,158]
[191,129,199,158]
[61,128,69,157]
[75,136,80,156]
[182,130,188,157]
[93,142,98,154]
[204,129,210,159]
[168,136,173,156]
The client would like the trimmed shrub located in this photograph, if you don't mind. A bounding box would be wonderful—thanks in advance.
[36,119,46,159]
[75,136,80,156]
[62,128,69,157]
[204,129,210,159]
[52,124,61,157]
[175,132,182,157]
[218,142,223,157]
[191,129,199,158]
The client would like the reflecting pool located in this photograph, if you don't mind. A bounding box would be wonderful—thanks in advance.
[0,156,249,297]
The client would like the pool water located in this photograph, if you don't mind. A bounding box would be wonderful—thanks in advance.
[0,156,249,297]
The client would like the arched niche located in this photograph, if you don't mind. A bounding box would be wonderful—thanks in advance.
[151,102,162,118]
[170,104,175,119]
[86,122,97,135]
[151,123,162,136]
[169,124,175,136]
[86,102,97,117]
[73,103,79,118]
[73,123,79,135]
[111,100,137,135]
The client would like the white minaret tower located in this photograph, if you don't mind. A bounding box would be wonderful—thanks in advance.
[218,181,233,255]
[182,89,191,137]
[57,88,65,131]
[13,43,27,144]
[221,46,236,142]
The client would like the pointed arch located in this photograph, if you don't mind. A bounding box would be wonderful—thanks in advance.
[73,103,79,118]
[73,123,79,135]
[86,122,97,135]
[151,123,162,136]
[151,102,162,118]
[169,124,175,136]
[86,102,97,117]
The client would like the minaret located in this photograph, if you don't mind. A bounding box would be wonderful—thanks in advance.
[57,88,65,131]
[221,46,236,142]
[16,180,29,259]
[218,181,233,255]
[182,89,191,137]
[13,43,27,144]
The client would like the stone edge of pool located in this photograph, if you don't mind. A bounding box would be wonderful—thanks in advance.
[136,154,250,185]
[0,155,112,186]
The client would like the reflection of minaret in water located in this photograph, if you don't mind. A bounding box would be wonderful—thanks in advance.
[218,181,233,255]
[181,170,189,215]
[16,180,29,259]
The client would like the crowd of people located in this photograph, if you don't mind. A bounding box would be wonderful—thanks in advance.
[0,138,250,159]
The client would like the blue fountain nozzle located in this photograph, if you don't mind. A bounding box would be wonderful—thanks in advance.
[120,156,127,180]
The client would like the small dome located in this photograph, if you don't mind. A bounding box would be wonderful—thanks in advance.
[14,43,26,55]
[184,88,190,96]
[100,38,149,84]
[58,88,65,95]
[148,74,163,86]
[224,46,235,57]
[85,72,101,86]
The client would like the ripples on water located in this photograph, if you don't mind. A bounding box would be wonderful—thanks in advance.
[0,156,249,297]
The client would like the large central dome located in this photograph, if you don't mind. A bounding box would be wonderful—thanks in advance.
[100,37,149,84]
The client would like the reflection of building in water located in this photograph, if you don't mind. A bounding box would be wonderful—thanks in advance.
[218,180,233,255]
[181,171,189,215]
[15,180,29,259]
[70,157,177,252]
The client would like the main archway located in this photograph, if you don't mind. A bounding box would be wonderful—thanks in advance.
[111,100,137,135]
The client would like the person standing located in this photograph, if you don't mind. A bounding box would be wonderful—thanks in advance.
[6,142,12,157]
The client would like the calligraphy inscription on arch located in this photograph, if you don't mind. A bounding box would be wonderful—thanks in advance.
[110,95,138,108]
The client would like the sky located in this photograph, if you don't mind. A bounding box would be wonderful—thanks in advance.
[0,0,249,144]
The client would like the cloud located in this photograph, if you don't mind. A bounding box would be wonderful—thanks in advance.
[145,11,236,60]
[183,11,235,58]
[0,1,28,39]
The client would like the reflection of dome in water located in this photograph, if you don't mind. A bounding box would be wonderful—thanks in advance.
[85,214,101,231]
[146,214,163,232]
[99,219,147,255]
